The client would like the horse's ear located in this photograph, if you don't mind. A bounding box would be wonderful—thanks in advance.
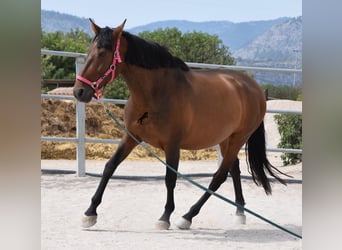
[114,19,127,37]
[89,18,100,36]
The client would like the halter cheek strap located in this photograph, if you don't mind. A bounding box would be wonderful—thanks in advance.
[76,37,122,99]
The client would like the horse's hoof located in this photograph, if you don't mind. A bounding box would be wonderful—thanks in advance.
[81,215,97,228]
[155,220,170,230]
[176,217,192,230]
[234,214,246,225]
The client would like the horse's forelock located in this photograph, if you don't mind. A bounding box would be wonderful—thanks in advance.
[96,26,113,50]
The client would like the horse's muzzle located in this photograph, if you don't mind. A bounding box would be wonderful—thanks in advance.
[73,86,93,103]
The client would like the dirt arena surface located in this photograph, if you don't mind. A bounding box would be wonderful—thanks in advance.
[41,159,302,249]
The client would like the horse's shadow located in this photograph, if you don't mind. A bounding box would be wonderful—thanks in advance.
[177,226,302,243]
[83,224,302,243]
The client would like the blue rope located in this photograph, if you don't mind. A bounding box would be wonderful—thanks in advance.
[103,105,302,239]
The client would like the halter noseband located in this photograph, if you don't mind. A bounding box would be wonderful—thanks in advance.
[76,36,122,99]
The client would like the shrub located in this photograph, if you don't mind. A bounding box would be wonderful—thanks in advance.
[260,84,302,100]
[104,76,130,101]
[274,114,302,165]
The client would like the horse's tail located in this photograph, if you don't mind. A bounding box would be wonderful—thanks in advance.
[246,121,288,195]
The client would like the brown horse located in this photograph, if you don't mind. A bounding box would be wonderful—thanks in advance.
[73,19,286,230]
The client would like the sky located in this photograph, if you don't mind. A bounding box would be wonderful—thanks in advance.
[41,0,302,29]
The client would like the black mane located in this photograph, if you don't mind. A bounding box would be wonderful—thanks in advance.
[122,31,189,71]
[95,28,189,71]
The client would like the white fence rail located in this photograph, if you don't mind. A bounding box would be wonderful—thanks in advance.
[41,50,302,176]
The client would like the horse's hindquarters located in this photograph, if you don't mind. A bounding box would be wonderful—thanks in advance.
[180,70,266,150]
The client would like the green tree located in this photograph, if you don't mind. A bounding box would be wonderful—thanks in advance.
[104,76,130,101]
[41,55,56,93]
[274,114,302,165]
[139,28,184,58]
[139,28,235,65]
[41,29,92,80]
[181,31,235,64]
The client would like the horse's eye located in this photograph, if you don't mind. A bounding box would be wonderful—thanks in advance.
[99,51,106,58]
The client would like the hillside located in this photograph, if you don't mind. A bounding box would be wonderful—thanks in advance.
[234,17,302,86]
[41,10,92,35]
[128,18,289,50]
[234,17,302,66]
[41,10,290,51]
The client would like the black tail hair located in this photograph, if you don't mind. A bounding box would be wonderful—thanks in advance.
[246,121,289,194]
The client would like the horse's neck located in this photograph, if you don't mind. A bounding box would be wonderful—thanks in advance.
[121,65,164,106]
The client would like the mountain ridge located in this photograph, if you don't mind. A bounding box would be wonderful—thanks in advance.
[128,18,290,50]
[41,10,293,51]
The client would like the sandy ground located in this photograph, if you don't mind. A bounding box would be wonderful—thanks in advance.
[41,159,302,249]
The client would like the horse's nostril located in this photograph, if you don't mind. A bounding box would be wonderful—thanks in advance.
[73,88,84,99]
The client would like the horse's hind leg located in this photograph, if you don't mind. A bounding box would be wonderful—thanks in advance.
[230,158,246,224]
[176,139,242,229]
[82,133,138,228]
[176,161,231,229]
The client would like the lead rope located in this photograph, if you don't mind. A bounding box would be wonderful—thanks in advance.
[101,101,302,239]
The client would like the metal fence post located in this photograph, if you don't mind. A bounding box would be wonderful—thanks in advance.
[217,145,223,168]
[75,56,86,176]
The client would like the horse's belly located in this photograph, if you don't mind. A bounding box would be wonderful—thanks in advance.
[180,139,223,150]
[180,120,236,150]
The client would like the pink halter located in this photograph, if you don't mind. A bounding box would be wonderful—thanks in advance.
[76,36,122,99]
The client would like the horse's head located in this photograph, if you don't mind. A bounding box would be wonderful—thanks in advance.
[73,19,126,102]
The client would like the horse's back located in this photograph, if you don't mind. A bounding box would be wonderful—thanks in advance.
[189,69,265,119]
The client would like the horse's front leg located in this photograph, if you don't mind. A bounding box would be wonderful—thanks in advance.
[82,134,138,228]
[156,144,180,230]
